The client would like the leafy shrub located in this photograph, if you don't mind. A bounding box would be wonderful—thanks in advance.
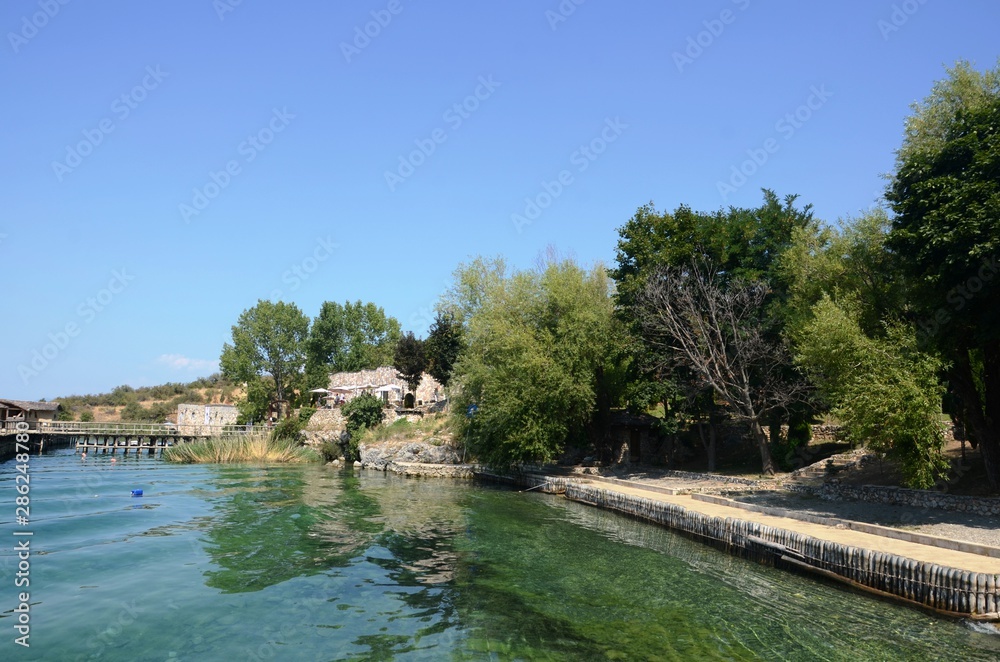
[270,416,303,442]
[342,394,384,460]
[79,411,94,422]
[342,394,385,436]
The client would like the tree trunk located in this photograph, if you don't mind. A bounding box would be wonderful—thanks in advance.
[950,345,1000,491]
[751,419,776,475]
[697,422,717,472]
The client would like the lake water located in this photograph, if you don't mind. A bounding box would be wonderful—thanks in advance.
[2,449,999,660]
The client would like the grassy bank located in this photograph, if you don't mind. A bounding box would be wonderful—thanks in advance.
[162,432,319,464]
[358,414,456,446]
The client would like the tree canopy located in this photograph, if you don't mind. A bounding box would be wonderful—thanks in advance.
[220,300,309,420]
[886,60,1000,489]
[611,191,814,473]
[452,257,630,470]
[393,331,427,395]
[424,311,464,388]
[305,300,401,388]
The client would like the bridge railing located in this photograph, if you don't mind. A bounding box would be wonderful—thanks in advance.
[36,421,270,436]
[0,420,33,431]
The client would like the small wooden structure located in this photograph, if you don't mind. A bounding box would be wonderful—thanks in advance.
[0,398,61,427]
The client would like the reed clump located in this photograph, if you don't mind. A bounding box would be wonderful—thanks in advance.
[163,431,319,464]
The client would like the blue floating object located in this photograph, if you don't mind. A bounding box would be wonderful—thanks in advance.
[131,489,143,497]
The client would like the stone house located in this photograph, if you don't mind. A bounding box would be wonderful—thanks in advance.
[327,366,443,407]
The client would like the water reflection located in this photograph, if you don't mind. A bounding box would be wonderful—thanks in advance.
[13,453,996,661]
[201,466,382,592]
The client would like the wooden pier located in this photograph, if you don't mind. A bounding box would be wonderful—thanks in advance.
[1,420,268,458]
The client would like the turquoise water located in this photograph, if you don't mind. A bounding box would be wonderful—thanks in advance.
[2,450,999,661]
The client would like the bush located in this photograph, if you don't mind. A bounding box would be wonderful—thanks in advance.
[270,416,304,442]
[80,411,94,422]
[342,394,384,461]
[298,407,316,425]
[342,394,384,437]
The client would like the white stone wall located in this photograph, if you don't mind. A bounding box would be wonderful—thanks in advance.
[177,403,238,435]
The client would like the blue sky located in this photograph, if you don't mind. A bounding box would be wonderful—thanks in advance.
[2,0,998,399]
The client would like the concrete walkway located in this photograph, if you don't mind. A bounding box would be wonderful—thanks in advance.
[600,480,1000,575]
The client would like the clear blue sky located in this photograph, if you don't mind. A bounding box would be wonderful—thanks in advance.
[2,0,998,400]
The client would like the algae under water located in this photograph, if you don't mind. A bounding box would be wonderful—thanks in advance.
[1,449,998,660]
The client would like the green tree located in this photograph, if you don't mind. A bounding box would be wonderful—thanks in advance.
[885,60,1000,488]
[781,209,906,341]
[424,311,464,389]
[611,191,815,471]
[636,261,808,474]
[122,399,153,422]
[796,298,949,488]
[393,331,427,395]
[452,258,630,469]
[220,300,309,415]
[305,301,402,388]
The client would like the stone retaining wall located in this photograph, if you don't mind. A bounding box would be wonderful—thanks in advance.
[801,483,1000,518]
[380,461,477,479]
[565,482,1000,618]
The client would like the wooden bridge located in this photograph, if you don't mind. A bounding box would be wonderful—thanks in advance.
[0,419,268,459]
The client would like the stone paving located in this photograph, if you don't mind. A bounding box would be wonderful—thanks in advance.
[575,472,1000,575]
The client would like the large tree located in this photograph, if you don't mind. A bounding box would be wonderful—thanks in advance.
[796,298,949,488]
[452,258,631,469]
[779,211,951,485]
[611,191,814,470]
[885,60,1000,489]
[636,262,807,474]
[393,331,427,396]
[424,311,464,389]
[220,300,309,416]
[305,300,401,388]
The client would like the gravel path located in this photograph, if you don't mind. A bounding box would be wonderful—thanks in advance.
[728,491,1000,548]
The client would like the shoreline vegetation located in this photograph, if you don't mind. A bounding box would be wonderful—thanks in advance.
[162,431,319,464]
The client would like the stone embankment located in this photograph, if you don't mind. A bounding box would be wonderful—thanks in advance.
[358,440,473,477]
[564,481,1000,620]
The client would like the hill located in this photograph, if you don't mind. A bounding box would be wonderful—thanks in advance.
[53,375,240,424]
